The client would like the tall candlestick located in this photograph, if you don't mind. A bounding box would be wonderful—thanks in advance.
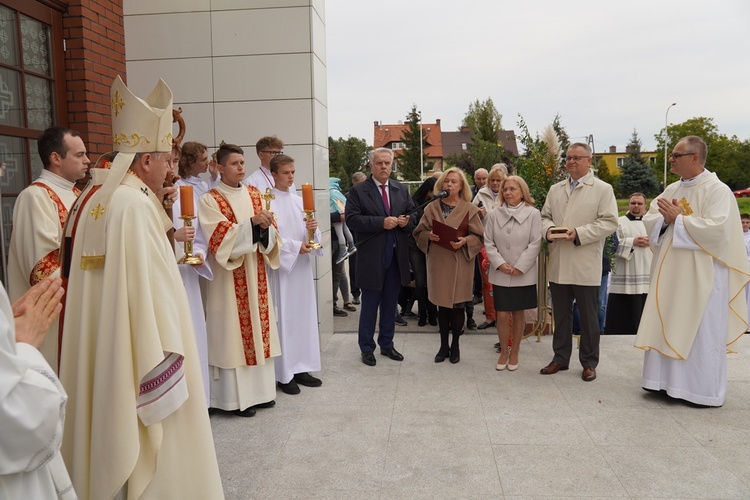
[179,185,194,216]
[301,183,314,211]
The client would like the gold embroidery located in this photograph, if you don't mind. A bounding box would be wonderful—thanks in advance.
[678,197,693,216]
[160,133,174,147]
[113,133,151,148]
[90,203,105,220]
[112,90,124,117]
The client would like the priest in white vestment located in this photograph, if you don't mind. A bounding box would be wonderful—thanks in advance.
[605,193,652,334]
[0,279,76,500]
[172,141,219,407]
[635,136,750,407]
[199,143,282,417]
[7,126,89,369]
[59,77,224,499]
[268,154,324,395]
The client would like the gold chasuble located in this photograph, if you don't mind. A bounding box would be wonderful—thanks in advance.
[59,77,224,499]
[199,181,282,410]
[635,171,750,359]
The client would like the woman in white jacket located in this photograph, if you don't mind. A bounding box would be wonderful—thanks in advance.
[484,176,542,371]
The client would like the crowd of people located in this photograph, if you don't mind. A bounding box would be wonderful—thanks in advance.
[1,73,749,498]
[343,142,750,407]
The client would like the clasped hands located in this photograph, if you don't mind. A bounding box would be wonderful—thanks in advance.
[657,198,681,225]
[383,215,409,230]
[498,262,523,276]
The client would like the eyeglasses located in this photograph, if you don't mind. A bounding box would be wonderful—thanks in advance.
[669,152,695,159]
[565,155,591,163]
[261,150,283,156]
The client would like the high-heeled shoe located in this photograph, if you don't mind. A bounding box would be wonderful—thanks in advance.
[496,354,508,371]
[507,349,518,371]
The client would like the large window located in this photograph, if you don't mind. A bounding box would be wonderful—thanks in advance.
[0,0,65,285]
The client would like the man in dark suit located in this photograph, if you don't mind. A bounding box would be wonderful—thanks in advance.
[346,148,416,366]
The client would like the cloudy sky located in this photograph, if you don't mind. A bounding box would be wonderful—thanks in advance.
[325,0,750,153]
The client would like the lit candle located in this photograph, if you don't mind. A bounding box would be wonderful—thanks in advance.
[179,185,194,216]
[301,183,314,211]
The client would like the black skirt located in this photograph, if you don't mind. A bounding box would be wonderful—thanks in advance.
[493,284,537,312]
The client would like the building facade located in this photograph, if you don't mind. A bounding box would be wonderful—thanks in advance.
[0,0,334,342]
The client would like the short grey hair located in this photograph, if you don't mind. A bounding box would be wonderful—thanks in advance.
[567,142,592,155]
[352,171,366,183]
[369,147,394,163]
[679,136,707,165]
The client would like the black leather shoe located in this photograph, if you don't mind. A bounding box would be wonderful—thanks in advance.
[380,347,404,361]
[418,315,427,326]
[294,372,322,387]
[361,351,376,366]
[434,348,449,363]
[477,320,496,330]
[466,319,477,330]
[395,314,408,326]
[233,407,257,417]
[251,400,276,409]
[333,306,348,317]
[450,346,460,364]
[352,296,361,305]
[277,380,301,394]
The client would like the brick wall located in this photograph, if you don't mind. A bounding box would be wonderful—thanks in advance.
[63,0,125,159]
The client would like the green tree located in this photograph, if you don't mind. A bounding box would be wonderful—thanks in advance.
[619,129,659,197]
[328,136,370,192]
[396,105,427,181]
[655,116,750,189]
[463,97,503,142]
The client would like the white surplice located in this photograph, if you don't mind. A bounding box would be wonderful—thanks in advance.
[8,170,79,369]
[172,176,213,407]
[269,188,323,384]
[199,181,282,411]
[0,285,76,500]
[635,171,750,406]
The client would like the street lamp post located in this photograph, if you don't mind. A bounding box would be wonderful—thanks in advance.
[663,102,677,188]
[418,110,424,179]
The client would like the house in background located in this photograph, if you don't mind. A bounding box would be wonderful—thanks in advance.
[373,119,443,174]
[373,120,519,178]
[442,125,519,162]
[596,145,657,175]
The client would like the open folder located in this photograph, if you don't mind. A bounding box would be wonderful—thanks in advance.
[431,213,469,252]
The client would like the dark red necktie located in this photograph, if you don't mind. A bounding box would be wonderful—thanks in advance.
[380,184,390,215]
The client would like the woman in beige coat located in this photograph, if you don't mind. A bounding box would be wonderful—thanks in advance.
[414,168,484,364]
[484,176,542,371]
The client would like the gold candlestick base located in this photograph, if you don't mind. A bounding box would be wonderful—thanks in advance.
[177,215,205,265]
[303,209,323,250]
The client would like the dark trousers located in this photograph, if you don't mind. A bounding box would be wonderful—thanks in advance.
[549,282,600,368]
[358,257,400,352]
[348,251,359,298]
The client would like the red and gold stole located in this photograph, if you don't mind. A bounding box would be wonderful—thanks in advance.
[28,182,79,285]
[207,186,275,366]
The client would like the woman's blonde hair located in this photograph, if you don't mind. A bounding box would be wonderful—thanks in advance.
[500,175,535,206]
[488,163,508,182]
[435,167,471,202]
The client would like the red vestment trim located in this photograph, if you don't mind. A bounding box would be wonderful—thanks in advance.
[30,181,69,227]
[30,249,60,286]
[207,186,274,365]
